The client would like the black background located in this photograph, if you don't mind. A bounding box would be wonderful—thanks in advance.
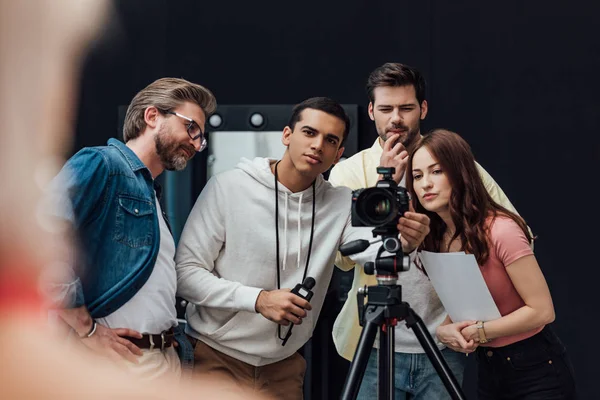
[73,1,599,398]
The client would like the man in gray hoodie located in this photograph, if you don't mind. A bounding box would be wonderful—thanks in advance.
[175,97,430,399]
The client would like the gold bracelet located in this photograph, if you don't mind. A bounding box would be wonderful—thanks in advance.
[476,320,491,344]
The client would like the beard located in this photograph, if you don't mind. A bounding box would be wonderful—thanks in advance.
[378,121,420,148]
[154,125,195,171]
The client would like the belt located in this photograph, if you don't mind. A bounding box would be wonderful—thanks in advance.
[126,328,175,351]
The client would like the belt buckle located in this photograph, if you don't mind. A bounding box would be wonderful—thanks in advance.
[160,332,166,351]
[148,334,155,351]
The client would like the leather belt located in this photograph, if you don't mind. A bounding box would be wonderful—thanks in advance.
[125,327,175,351]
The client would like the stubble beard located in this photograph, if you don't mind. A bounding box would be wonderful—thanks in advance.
[154,125,192,171]
[378,122,421,149]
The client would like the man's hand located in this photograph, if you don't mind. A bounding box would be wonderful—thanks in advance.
[397,208,430,253]
[255,289,312,326]
[81,323,143,364]
[436,321,479,354]
[460,323,481,343]
[379,134,408,184]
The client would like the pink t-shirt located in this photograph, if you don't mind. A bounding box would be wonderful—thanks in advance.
[480,216,541,347]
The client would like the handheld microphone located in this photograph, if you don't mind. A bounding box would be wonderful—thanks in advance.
[281,277,315,346]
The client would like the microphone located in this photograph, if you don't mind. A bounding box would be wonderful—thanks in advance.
[281,277,315,346]
[339,239,372,256]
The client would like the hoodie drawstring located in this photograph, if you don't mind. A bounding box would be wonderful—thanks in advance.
[273,161,316,285]
[274,160,317,344]
[279,190,305,272]
[282,194,288,271]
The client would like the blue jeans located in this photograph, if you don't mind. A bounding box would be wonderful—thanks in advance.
[357,348,467,400]
[173,323,194,374]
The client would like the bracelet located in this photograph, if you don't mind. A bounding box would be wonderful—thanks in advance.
[81,320,97,339]
[476,320,491,343]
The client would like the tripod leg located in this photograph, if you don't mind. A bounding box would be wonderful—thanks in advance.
[378,325,394,400]
[404,306,466,400]
[341,317,379,400]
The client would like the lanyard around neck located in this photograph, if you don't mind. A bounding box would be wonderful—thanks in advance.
[273,160,316,288]
[274,161,317,342]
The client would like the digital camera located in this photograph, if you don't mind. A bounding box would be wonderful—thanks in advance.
[351,167,410,234]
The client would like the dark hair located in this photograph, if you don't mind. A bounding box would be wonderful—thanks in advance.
[406,129,532,265]
[123,77,217,142]
[366,62,427,105]
[287,97,350,145]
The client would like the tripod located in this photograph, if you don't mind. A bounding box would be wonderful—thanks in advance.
[339,234,466,400]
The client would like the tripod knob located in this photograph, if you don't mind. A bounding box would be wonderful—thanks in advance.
[364,262,375,275]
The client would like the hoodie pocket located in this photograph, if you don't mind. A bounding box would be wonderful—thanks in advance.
[205,310,273,345]
[208,312,247,340]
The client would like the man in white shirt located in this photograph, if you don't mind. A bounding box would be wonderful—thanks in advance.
[52,78,216,380]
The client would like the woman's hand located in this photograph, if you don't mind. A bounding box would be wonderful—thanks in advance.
[460,323,480,343]
[436,320,479,353]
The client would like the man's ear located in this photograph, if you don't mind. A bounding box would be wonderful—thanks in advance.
[333,146,345,164]
[420,100,428,120]
[282,126,293,147]
[368,102,375,121]
[144,106,160,129]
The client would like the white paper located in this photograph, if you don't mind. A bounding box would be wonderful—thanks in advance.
[419,251,501,322]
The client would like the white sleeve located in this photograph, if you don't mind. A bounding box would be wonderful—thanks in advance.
[175,176,263,313]
[340,213,380,267]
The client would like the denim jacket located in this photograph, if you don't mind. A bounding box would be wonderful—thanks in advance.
[56,138,165,318]
[55,138,193,367]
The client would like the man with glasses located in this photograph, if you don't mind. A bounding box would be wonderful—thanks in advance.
[51,77,216,380]
[160,109,208,153]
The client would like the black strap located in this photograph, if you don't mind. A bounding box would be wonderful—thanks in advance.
[274,161,316,341]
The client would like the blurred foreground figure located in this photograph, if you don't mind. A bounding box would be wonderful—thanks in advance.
[0,1,267,398]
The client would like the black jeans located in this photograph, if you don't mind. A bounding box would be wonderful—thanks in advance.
[476,325,576,399]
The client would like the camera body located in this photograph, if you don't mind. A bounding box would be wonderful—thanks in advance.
[351,167,410,235]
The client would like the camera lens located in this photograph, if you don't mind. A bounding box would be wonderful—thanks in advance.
[373,198,390,215]
[357,189,397,226]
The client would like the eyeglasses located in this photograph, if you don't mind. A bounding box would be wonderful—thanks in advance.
[162,110,207,152]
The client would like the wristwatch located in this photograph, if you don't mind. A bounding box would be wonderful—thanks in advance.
[476,321,491,344]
